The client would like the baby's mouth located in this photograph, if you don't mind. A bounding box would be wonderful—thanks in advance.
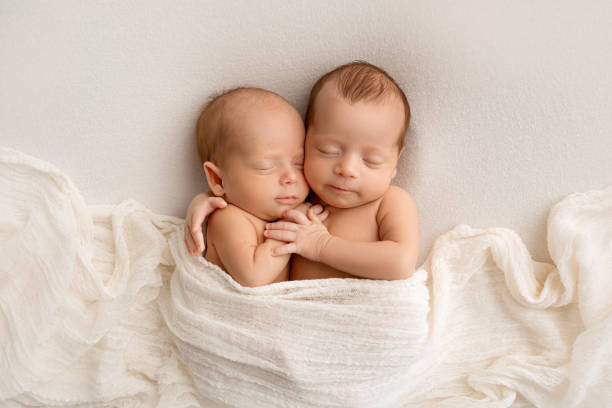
[329,185,354,193]
[275,196,298,204]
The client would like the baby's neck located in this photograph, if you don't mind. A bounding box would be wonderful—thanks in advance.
[309,194,326,207]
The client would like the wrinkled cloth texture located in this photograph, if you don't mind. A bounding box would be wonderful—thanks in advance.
[0,146,611,407]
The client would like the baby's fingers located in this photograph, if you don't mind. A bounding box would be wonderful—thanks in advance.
[208,197,228,210]
[272,243,298,256]
[310,204,323,214]
[282,209,310,225]
[263,229,297,242]
[185,226,200,256]
[190,224,205,253]
[265,221,298,231]
[308,206,328,222]
[191,227,204,254]
[193,197,226,227]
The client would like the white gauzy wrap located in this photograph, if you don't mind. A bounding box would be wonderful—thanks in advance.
[1,146,611,407]
[161,243,429,407]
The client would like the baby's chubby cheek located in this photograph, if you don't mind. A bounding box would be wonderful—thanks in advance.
[303,159,322,191]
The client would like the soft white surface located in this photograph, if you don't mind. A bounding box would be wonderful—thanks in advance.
[1,1,611,266]
[2,147,612,407]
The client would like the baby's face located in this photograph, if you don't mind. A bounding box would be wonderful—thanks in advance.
[304,83,404,209]
[220,102,309,221]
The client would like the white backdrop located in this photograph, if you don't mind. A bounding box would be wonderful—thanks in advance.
[1,0,611,266]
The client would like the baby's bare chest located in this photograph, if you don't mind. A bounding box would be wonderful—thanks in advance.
[290,201,381,281]
[323,202,381,242]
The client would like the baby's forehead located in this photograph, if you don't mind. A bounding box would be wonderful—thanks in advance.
[225,97,294,134]
[220,93,281,132]
[307,82,404,135]
[320,78,404,109]
[222,97,301,153]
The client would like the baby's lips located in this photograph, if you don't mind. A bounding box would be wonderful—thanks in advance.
[275,196,298,205]
[330,185,355,193]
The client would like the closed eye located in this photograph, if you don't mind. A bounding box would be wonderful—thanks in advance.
[364,158,384,167]
[317,147,340,156]
[252,162,275,172]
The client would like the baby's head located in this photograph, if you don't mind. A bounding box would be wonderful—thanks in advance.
[303,61,410,208]
[197,87,309,221]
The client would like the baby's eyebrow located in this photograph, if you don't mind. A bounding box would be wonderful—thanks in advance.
[253,154,297,161]
[312,132,342,143]
[364,147,385,154]
[364,144,394,154]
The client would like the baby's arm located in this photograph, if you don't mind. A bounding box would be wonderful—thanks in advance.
[209,206,291,287]
[265,186,419,280]
[184,192,227,256]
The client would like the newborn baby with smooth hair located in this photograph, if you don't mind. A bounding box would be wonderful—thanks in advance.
[264,61,419,280]
[196,87,310,286]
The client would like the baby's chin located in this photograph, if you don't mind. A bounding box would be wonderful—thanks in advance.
[315,190,369,209]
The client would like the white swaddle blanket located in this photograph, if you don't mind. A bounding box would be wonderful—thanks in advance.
[160,241,429,407]
[1,146,611,407]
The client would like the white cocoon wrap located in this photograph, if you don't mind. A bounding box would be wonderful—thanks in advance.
[0,146,611,407]
[160,242,429,407]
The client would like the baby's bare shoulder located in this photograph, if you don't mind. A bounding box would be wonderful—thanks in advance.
[208,204,260,234]
[376,186,418,228]
[380,186,415,210]
[209,203,244,221]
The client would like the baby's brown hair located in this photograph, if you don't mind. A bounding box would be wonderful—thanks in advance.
[305,61,411,149]
[196,87,288,166]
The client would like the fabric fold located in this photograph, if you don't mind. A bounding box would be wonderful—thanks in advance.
[1,146,611,407]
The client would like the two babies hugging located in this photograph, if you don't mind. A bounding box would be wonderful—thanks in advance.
[183,61,419,287]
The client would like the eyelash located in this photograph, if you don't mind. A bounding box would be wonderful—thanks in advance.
[254,162,303,172]
[364,159,383,167]
[318,149,383,168]
[317,148,339,156]
[255,168,274,174]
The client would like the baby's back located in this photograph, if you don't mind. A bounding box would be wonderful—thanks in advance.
[290,197,383,280]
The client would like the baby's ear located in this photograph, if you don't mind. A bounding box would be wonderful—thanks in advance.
[203,162,225,196]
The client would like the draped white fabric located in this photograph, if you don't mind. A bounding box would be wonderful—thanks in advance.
[1,146,610,407]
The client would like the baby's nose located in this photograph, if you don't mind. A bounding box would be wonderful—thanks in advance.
[280,167,298,184]
[335,156,358,178]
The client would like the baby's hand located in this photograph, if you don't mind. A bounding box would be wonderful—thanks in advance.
[264,209,332,261]
[184,193,227,256]
[287,203,329,222]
